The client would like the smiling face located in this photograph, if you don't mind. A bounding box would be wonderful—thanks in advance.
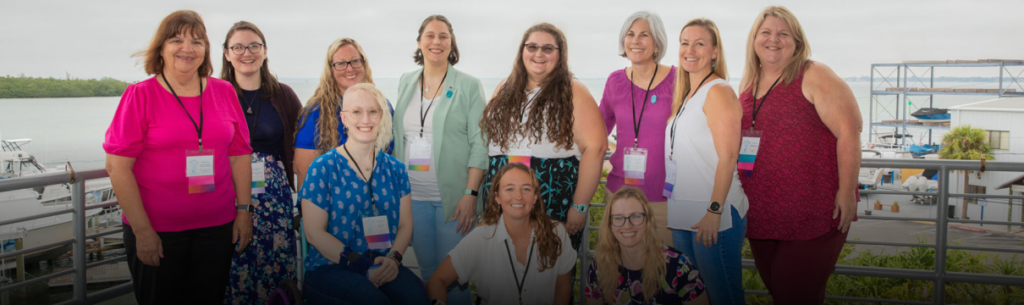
[340,88,383,145]
[522,31,559,81]
[624,19,657,65]
[418,20,451,66]
[224,29,265,77]
[678,25,718,74]
[495,168,538,221]
[609,197,647,249]
[753,16,796,68]
[162,30,206,75]
[332,44,365,93]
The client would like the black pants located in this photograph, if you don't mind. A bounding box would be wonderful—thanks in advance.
[124,221,235,305]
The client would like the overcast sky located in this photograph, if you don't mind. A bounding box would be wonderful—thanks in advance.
[2,0,1022,81]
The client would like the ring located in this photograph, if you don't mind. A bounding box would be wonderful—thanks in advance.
[706,237,711,240]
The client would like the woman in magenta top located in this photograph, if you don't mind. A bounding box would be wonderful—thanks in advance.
[103,10,254,304]
[737,6,861,304]
[599,11,675,245]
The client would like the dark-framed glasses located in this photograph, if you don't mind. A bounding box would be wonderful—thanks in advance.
[523,43,559,55]
[228,43,264,55]
[610,213,646,227]
[331,58,365,71]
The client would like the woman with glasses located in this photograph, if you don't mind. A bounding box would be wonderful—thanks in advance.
[300,83,427,305]
[585,187,708,305]
[295,38,394,190]
[479,23,607,253]
[426,163,577,305]
[220,21,302,305]
[391,15,487,305]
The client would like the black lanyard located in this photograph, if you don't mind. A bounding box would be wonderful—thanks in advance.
[751,74,783,130]
[162,73,204,151]
[343,144,377,207]
[668,71,714,160]
[504,239,534,305]
[629,64,659,148]
[418,68,448,137]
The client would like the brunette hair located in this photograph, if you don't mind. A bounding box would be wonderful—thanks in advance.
[739,6,811,92]
[479,163,562,272]
[135,10,213,77]
[670,18,729,122]
[593,187,666,303]
[481,23,575,151]
[412,15,460,66]
[297,38,375,154]
[220,21,280,99]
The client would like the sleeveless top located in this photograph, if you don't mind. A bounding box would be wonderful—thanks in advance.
[487,88,581,159]
[664,79,748,232]
[738,67,857,240]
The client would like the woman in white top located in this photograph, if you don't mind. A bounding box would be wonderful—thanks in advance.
[664,18,747,305]
[426,163,577,305]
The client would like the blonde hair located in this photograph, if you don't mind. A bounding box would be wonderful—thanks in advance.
[738,6,811,92]
[670,18,728,122]
[298,38,376,154]
[593,187,665,303]
[341,83,392,151]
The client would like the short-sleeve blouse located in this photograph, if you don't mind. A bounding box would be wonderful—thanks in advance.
[299,148,411,272]
[584,246,705,305]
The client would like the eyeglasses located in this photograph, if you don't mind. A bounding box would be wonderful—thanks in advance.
[610,213,646,227]
[227,43,264,55]
[341,108,382,119]
[523,43,559,55]
[331,58,365,71]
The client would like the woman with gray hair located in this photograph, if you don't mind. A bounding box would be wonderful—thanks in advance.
[598,11,675,245]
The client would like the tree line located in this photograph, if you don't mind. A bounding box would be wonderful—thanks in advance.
[0,75,130,98]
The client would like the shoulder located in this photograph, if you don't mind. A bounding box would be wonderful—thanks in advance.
[380,151,405,170]
[399,69,420,85]
[707,81,738,100]
[551,220,569,236]
[606,68,627,81]
[802,61,837,80]
[661,245,688,264]
[311,149,339,166]
[206,77,235,92]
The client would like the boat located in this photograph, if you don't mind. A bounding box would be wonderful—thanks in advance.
[911,108,951,122]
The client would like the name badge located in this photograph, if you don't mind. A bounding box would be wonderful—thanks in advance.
[624,148,647,185]
[508,145,532,168]
[739,130,763,176]
[362,215,392,250]
[251,155,265,195]
[408,135,432,171]
[186,149,215,194]
[664,162,676,198]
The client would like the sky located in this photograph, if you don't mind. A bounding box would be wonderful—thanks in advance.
[2,0,1022,81]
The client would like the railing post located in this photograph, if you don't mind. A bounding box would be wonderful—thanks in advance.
[71,179,87,304]
[577,209,591,305]
[934,166,950,304]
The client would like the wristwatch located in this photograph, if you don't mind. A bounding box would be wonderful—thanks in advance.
[464,188,479,197]
[573,204,588,214]
[387,250,403,265]
[707,201,722,214]
[236,204,254,213]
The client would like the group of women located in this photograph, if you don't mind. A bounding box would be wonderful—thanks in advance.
[103,4,860,305]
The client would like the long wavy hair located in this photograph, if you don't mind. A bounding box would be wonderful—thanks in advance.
[479,163,562,272]
[594,187,665,303]
[220,21,281,99]
[298,38,376,154]
[670,18,729,122]
[341,83,393,150]
[481,23,574,152]
[739,6,811,93]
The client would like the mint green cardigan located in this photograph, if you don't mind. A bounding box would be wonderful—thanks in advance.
[391,65,489,222]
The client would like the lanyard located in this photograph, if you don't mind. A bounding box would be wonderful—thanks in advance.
[243,89,261,138]
[751,74,783,130]
[629,64,659,148]
[668,71,714,160]
[418,68,449,137]
[504,239,535,305]
[343,144,377,208]
[162,73,204,151]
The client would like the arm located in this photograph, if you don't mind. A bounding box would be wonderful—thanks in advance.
[690,84,743,247]
[392,194,413,255]
[293,148,319,193]
[229,155,254,251]
[803,63,862,233]
[426,256,460,303]
[455,79,490,234]
[554,272,572,305]
[598,75,616,135]
[567,79,609,234]
[106,154,163,266]
[301,199,346,263]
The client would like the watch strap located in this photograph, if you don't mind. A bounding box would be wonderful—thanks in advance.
[464,189,479,197]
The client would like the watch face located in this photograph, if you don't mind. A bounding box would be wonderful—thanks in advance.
[710,202,721,211]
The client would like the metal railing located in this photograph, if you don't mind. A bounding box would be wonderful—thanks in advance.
[0,168,132,305]
[576,158,1024,305]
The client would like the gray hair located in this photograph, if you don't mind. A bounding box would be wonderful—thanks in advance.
[618,11,668,63]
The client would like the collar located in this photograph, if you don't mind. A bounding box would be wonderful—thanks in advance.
[494,215,536,243]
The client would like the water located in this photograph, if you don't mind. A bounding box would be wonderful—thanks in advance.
[0,79,1002,170]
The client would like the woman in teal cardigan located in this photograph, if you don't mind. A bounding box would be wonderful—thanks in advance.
[391,15,488,305]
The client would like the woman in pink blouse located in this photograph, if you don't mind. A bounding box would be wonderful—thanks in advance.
[103,10,254,304]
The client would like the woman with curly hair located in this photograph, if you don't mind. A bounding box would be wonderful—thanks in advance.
[426,163,576,305]
[479,23,607,252]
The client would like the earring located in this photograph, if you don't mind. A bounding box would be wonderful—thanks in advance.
[653,52,658,59]
[418,49,423,57]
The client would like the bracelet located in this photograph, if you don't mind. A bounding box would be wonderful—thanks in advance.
[706,208,723,215]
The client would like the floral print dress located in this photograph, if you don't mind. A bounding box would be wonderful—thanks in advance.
[584,246,706,305]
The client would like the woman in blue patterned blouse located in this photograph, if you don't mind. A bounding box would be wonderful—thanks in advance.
[299,83,427,305]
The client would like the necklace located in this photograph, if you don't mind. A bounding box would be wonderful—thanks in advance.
[244,90,258,115]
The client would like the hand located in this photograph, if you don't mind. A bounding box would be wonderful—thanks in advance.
[833,191,857,233]
[232,211,253,253]
[565,207,587,235]
[690,212,722,248]
[134,228,164,266]
[368,256,399,287]
[452,194,478,236]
